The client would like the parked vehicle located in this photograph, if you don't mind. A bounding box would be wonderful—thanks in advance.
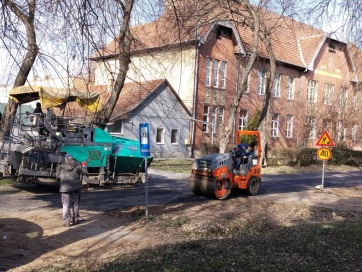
[189,130,261,199]
[0,86,152,186]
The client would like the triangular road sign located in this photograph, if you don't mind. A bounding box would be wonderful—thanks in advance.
[316,131,335,147]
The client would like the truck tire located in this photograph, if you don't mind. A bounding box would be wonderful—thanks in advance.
[247,176,261,196]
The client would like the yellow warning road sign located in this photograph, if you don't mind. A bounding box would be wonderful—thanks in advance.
[317,147,332,161]
[316,131,335,147]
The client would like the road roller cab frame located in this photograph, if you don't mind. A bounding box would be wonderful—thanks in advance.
[189,130,261,200]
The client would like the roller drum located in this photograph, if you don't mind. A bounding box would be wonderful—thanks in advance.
[189,175,231,200]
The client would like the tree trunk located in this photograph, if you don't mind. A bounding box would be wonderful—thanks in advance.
[95,0,135,125]
[257,26,276,167]
[0,0,38,139]
[219,0,260,153]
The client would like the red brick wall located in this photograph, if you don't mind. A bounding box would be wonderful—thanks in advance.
[193,26,359,152]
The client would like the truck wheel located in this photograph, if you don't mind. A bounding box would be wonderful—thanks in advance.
[247,176,261,196]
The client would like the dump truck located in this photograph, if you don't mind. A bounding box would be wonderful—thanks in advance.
[0,85,152,186]
[189,130,261,199]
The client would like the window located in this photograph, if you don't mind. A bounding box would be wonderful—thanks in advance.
[353,91,358,110]
[238,110,248,130]
[337,121,342,141]
[245,74,250,93]
[108,78,115,92]
[285,114,293,138]
[211,107,216,133]
[171,128,179,144]
[271,113,279,137]
[287,77,294,99]
[220,61,227,88]
[274,74,281,97]
[339,87,348,108]
[307,117,316,139]
[218,107,224,133]
[213,59,219,87]
[352,125,357,142]
[205,58,211,86]
[203,106,209,132]
[107,120,124,135]
[156,127,165,144]
[258,70,266,95]
[307,80,317,102]
[324,84,334,105]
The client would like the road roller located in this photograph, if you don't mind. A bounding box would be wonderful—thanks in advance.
[189,130,261,200]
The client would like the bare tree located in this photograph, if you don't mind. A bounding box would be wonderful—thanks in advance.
[95,0,135,125]
[0,0,38,138]
[219,0,276,165]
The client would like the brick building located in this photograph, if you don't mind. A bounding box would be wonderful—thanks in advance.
[90,1,362,154]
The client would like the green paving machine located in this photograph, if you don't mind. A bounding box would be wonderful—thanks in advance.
[0,86,152,186]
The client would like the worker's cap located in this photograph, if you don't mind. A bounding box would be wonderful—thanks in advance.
[65,153,73,160]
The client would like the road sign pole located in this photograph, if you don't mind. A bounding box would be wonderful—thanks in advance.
[139,123,151,218]
[316,147,331,191]
[145,156,148,218]
[321,160,325,190]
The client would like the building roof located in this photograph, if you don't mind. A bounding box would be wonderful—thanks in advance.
[108,79,191,121]
[93,1,333,71]
[53,80,191,122]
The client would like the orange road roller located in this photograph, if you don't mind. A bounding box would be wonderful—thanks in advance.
[189,130,261,200]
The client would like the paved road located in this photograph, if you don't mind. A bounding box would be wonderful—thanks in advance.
[260,170,362,195]
[1,169,362,214]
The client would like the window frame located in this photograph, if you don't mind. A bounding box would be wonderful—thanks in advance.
[307,116,317,139]
[220,61,227,89]
[352,124,357,142]
[107,120,124,135]
[337,121,342,141]
[271,113,279,137]
[339,87,348,108]
[238,110,248,130]
[218,107,224,133]
[274,74,281,97]
[324,83,334,105]
[171,128,179,145]
[213,59,219,87]
[205,57,211,86]
[202,106,209,133]
[287,77,294,99]
[285,114,293,138]
[353,90,358,111]
[245,74,250,93]
[156,126,165,144]
[211,107,216,134]
[307,80,317,103]
[258,70,267,95]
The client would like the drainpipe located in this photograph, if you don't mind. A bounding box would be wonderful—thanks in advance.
[233,55,242,145]
[297,72,302,146]
[191,25,200,158]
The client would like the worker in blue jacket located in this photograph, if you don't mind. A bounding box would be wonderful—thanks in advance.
[233,142,256,170]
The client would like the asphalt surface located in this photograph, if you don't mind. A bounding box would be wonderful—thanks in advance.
[1,169,362,214]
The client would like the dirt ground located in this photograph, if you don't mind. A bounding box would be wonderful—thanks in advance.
[1,165,362,272]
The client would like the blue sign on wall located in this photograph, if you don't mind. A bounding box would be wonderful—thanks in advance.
[139,123,150,157]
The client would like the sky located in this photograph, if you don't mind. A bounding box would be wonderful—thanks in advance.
[0,0,164,87]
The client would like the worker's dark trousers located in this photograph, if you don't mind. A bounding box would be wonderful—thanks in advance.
[62,190,80,224]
